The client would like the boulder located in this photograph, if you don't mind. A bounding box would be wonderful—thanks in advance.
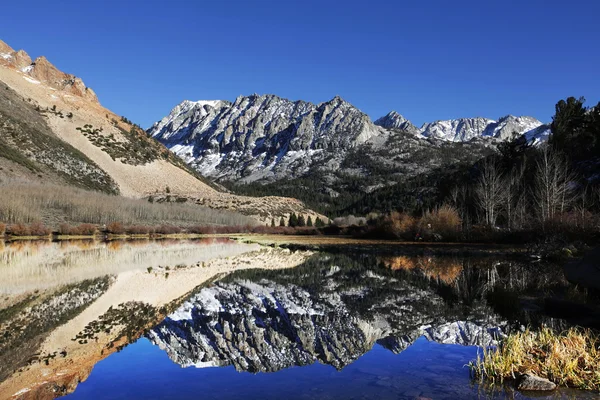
[517,373,556,391]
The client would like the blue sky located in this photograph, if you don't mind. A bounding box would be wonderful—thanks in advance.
[1,0,598,128]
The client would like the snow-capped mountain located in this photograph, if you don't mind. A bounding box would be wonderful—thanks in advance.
[374,113,545,142]
[148,94,548,196]
[420,117,496,141]
[374,111,420,135]
[149,94,385,182]
[147,257,507,372]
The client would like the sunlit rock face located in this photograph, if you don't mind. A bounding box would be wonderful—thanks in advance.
[149,94,546,197]
[148,255,507,372]
[0,40,98,103]
[149,94,384,183]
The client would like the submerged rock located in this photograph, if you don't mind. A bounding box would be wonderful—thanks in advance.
[517,373,557,391]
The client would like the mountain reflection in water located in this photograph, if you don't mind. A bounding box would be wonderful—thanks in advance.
[1,242,597,399]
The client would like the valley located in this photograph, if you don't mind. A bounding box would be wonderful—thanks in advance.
[1,12,600,398]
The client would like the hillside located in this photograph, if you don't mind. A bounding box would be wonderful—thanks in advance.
[0,40,321,224]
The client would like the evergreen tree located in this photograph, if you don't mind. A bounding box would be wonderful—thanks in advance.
[307,216,313,227]
[279,217,285,227]
[315,217,324,228]
[288,213,298,227]
[271,218,275,227]
[550,97,587,157]
[297,214,306,227]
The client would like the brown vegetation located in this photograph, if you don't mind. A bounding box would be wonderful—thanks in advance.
[58,223,97,236]
[470,326,600,391]
[366,205,462,241]
[419,204,462,240]
[0,182,255,227]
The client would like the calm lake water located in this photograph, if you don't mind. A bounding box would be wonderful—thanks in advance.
[0,239,597,399]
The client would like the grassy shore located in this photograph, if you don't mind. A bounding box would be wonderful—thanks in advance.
[470,326,600,391]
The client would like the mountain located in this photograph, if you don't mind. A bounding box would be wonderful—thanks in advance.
[147,253,508,373]
[150,94,384,182]
[0,40,321,223]
[373,111,420,135]
[375,114,545,142]
[150,95,545,212]
[148,95,498,189]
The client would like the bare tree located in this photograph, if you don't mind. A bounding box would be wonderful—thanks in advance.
[475,157,506,226]
[504,162,526,230]
[534,147,576,223]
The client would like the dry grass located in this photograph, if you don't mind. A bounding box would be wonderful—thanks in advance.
[0,182,255,227]
[470,326,600,390]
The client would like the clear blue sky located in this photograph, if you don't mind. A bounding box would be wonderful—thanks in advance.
[1,0,598,128]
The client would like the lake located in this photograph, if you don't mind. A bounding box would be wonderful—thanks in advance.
[0,239,597,399]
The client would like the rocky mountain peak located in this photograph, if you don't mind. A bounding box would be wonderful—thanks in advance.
[0,40,14,55]
[374,111,420,135]
[0,39,98,104]
[420,117,495,142]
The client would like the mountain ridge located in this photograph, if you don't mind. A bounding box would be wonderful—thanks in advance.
[148,94,545,207]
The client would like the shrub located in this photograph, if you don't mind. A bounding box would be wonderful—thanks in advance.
[126,225,152,235]
[0,223,5,236]
[74,223,97,235]
[389,212,417,239]
[29,222,51,236]
[418,204,462,240]
[155,224,181,234]
[59,223,97,235]
[107,221,125,234]
[187,225,214,235]
[9,223,31,236]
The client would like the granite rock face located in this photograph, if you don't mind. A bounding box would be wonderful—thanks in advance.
[150,94,546,189]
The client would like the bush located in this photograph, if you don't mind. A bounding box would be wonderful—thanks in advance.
[389,212,417,239]
[9,223,30,236]
[126,225,152,235]
[0,222,5,236]
[155,224,181,234]
[30,222,51,236]
[106,221,125,234]
[418,204,462,241]
[59,223,97,235]
[74,223,97,235]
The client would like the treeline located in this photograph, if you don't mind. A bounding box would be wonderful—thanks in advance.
[364,97,600,242]
[446,97,600,231]
[269,212,326,228]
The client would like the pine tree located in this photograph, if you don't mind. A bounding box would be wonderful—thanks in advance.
[297,214,306,227]
[307,216,313,227]
[315,217,324,228]
[279,217,285,227]
[271,218,275,227]
[289,213,298,227]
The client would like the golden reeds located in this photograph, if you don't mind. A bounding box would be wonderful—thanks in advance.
[470,326,600,390]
